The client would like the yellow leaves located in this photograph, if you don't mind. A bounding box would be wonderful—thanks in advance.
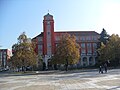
[11,33,37,68]
[54,33,80,64]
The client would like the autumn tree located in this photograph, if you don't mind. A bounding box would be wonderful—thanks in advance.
[52,33,80,71]
[106,34,120,67]
[97,34,120,67]
[97,42,107,63]
[37,54,43,70]
[97,28,109,65]
[11,32,37,71]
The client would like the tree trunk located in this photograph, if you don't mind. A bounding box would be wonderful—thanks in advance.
[65,64,68,71]
[65,59,68,71]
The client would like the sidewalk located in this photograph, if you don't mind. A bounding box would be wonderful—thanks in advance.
[0,68,98,77]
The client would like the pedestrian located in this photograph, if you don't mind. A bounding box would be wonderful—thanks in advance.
[99,65,103,74]
[104,63,107,73]
[99,65,102,73]
[101,65,103,74]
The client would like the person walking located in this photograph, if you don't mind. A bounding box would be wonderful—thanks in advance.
[99,65,103,74]
[104,63,107,73]
[99,66,102,73]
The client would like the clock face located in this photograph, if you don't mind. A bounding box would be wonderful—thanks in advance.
[47,21,50,25]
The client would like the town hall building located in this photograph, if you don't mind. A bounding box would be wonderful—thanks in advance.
[32,13,100,69]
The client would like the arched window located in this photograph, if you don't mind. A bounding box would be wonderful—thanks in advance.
[89,57,93,66]
[83,57,87,66]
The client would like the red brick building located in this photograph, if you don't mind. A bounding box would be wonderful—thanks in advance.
[0,49,11,69]
[32,13,100,68]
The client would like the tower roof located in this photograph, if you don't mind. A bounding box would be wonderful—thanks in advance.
[44,13,53,17]
[44,13,53,21]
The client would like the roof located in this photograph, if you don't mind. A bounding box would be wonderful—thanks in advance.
[55,31,100,35]
[32,32,43,40]
[44,13,53,17]
[32,31,100,40]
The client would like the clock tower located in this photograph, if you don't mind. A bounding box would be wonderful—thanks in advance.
[43,13,55,69]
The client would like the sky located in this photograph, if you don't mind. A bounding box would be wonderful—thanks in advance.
[0,0,120,49]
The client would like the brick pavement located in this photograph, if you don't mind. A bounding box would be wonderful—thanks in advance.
[0,69,120,90]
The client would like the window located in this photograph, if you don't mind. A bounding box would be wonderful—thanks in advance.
[4,55,6,59]
[94,36,97,40]
[48,32,50,35]
[38,37,42,42]
[87,49,92,53]
[38,45,42,50]
[80,36,85,41]
[87,43,92,54]
[83,57,87,66]
[76,36,79,41]
[38,45,43,55]
[81,43,85,48]
[87,43,91,48]
[92,43,97,55]
[81,49,85,53]
[4,51,6,55]
[86,36,91,41]
[55,36,60,41]
[92,36,97,40]
[47,43,51,48]
[47,25,51,32]
[93,43,97,48]
[4,58,6,66]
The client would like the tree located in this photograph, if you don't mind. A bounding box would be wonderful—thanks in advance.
[11,32,37,71]
[52,33,80,71]
[37,54,43,70]
[107,34,120,67]
[97,42,107,63]
[99,28,109,45]
[97,34,120,67]
[97,28,109,65]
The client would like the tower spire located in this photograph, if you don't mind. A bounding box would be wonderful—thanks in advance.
[48,10,49,14]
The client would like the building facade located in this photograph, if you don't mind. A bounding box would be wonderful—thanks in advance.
[0,49,11,69]
[32,13,100,68]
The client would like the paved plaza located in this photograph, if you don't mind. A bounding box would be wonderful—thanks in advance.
[0,69,120,90]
